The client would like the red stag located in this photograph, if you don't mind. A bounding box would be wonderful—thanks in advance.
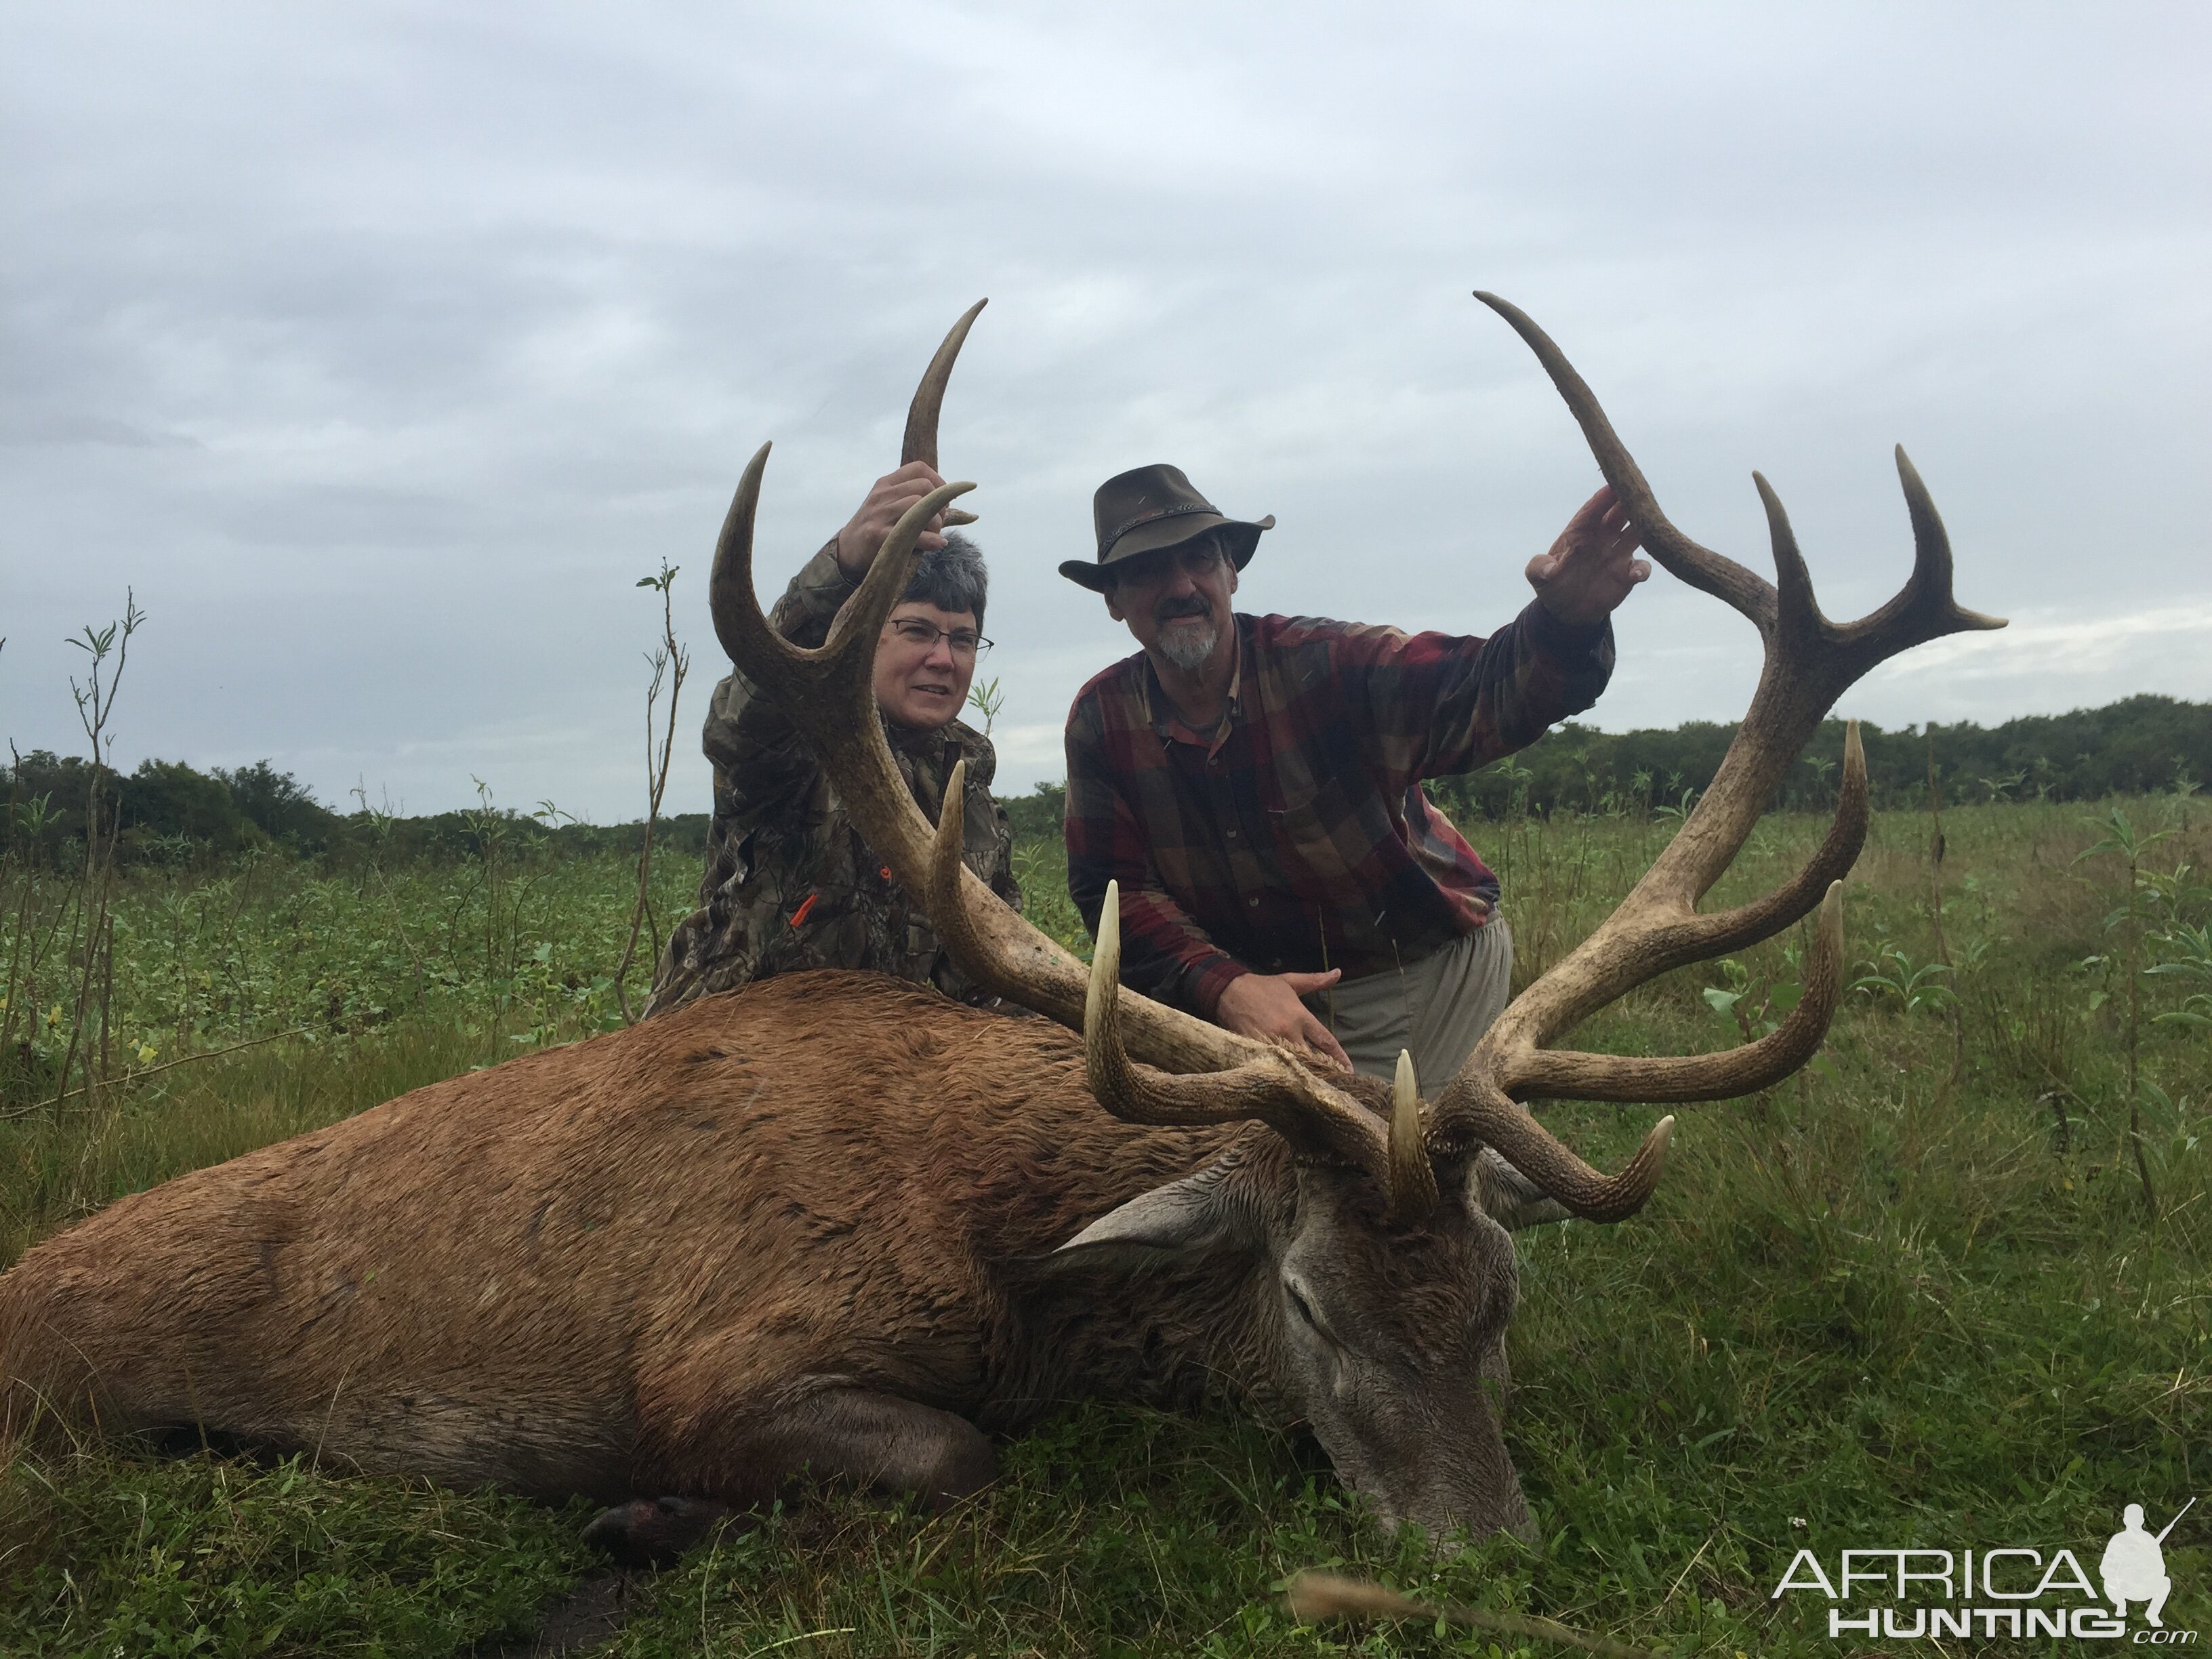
[0,297,2000,1559]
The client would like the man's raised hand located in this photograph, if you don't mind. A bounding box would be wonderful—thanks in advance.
[1525,484,1650,629]
[836,462,952,580]
[1214,970,1354,1073]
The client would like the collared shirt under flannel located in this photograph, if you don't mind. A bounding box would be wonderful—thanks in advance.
[1064,602,1612,1015]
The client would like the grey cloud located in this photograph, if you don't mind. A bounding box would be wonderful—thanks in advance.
[3,1,2207,819]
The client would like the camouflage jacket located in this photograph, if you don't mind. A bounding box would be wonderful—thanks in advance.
[644,541,1021,1017]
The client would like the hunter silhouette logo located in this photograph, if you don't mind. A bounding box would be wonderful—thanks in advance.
[2104,1500,2192,1629]
[1771,1496,2200,1642]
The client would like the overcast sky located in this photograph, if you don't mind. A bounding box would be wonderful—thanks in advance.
[5,2,2208,821]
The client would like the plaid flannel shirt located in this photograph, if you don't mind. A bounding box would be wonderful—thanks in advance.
[1064,600,1612,1016]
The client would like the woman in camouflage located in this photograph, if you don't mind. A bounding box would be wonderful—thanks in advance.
[646,460,1021,1016]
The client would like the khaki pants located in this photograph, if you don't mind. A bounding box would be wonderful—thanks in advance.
[1309,920,1514,1092]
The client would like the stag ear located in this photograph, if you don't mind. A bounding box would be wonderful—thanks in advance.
[1467,1148,1573,1232]
[1034,1148,1263,1275]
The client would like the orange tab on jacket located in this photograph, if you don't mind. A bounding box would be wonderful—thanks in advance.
[789,893,818,927]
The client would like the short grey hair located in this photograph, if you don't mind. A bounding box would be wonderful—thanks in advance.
[902,530,987,630]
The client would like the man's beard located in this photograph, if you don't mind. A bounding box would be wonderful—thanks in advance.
[1155,598,1218,672]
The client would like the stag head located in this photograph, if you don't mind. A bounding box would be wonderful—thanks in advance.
[708,297,2003,1540]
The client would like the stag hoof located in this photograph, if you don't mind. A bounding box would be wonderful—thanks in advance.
[581,1495,736,1568]
[918,1429,998,1512]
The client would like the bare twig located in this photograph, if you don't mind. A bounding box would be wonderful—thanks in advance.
[1286,1570,1659,1658]
[52,594,144,1112]
[1925,734,1962,1086]
[615,562,689,1024]
[0,744,38,1063]
[10,1025,312,1119]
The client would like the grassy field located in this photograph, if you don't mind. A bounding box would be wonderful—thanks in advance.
[1,796,2208,1656]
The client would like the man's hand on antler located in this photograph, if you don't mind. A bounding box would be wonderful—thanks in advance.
[1215,970,1354,1073]
[836,461,951,579]
[1525,484,1650,629]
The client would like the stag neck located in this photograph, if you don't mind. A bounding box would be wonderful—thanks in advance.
[989,1137,1292,1422]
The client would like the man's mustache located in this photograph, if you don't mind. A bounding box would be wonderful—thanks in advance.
[1155,595,1213,625]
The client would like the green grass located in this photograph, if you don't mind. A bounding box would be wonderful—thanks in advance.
[0,1450,582,1657]
[3,798,2209,1655]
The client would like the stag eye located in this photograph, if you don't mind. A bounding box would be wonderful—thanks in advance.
[1284,1281,1322,1332]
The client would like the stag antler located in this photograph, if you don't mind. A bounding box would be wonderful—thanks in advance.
[933,773,1652,1220]
[1412,295,2009,1218]
[709,304,1658,1222]
[1079,880,1394,1173]
[902,298,985,526]
[710,306,1263,1075]
[710,299,1985,1230]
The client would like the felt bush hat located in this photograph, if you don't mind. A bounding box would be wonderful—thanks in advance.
[1059,464,1275,592]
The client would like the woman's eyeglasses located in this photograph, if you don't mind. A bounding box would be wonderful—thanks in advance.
[886,619,992,657]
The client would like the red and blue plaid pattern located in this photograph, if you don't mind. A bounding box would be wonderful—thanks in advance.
[1064,602,1612,1015]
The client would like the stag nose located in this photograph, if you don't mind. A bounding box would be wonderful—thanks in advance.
[1352,1393,1532,1547]
[1386,1473,1534,1549]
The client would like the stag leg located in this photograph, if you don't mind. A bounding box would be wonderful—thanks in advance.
[588,1387,996,1565]
[581,1494,738,1568]
[731,1386,998,1508]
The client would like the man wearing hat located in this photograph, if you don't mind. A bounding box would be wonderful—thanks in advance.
[1061,464,1645,1081]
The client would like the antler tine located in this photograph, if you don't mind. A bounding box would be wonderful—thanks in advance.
[1427,1076,1676,1225]
[1836,447,2007,657]
[1499,882,1847,1103]
[924,757,1311,1075]
[1086,882,1393,1172]
[824,476,969,663]
[1422,871,1844,1203]
[1473,291,1776,634]
[1480,722,1868,1058]
[705,443,789,674]
[708,443,963,693]
[1420,298,2005,1222]
[710,309,1286,1084]
[1669,721,1867,960]
[708,453,976,886]
[901,298,987,525]
[1758,472,1825,655]
[1387,1051,1439,1223]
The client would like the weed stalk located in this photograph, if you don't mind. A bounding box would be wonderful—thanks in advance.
[45,595,143,1114]
[614,561,689,1024]
[2076,807,2168,1214]
[1925,735,1963,1086]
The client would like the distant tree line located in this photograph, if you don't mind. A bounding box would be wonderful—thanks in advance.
[5,695,2205,868]
[1422,693,2212,823]
[0,750,710,871]
[1007,695,2210,836]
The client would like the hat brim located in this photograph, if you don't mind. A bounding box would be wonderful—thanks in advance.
[1059,513,1274,592]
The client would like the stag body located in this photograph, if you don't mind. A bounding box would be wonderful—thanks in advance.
[0,972,1528,1537]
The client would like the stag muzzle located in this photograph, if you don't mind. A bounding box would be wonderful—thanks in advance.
[1323,1383,1534,1546]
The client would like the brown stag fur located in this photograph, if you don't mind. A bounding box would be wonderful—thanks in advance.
[0,971,1506,1521]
